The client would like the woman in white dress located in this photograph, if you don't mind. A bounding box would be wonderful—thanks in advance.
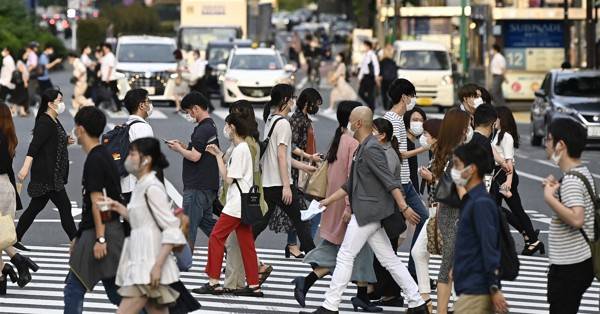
[325,53,357,114]
[105,137,187,314]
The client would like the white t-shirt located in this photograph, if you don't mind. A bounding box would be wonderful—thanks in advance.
[492,132,515,165]
[121,115,154,193]
[222,142,253,218]
[490,53,506,76]
[0,55,16,89]
[100,52,117,82]
[261,114,293,187]
[358,50,380,80]
[189,59,207,81]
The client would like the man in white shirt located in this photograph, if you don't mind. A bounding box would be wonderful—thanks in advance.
[100,43,122,112]
[358,40,380,111]
[189,50,206,84]
[489,44,507,106]
[0,47,16,101]
[121,88,155,203]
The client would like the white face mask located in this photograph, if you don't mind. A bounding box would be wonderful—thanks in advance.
[551,145,562,165]
[146,102,154,118]
[473,97,484,108]
[406,97,416,111]
[52,101,65,114]
[223,124,231,141]
[419,134,431,149]
[124,156,148,175]
[465,126,474,143]
[451,166,471,187]
[183,112,195,123]
[410,121,424,136]
[71,128,79,145]
[346,121,355,137]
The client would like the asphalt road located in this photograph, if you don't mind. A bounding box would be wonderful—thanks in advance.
[4,61,600,313]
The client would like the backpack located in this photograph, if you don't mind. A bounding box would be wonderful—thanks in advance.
[101,120,144,177]
[562,171,600,280]
[259,117,284,159]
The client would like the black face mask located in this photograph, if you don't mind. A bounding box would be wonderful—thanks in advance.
[307,103,319,115]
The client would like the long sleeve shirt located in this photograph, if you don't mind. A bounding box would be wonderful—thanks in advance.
[358,50,380,81]
[454,183,501,295]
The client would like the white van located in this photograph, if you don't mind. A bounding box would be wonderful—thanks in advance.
[394,41,454,110]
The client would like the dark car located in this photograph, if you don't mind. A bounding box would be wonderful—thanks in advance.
[204,39,253,97]
[531,69,600,146]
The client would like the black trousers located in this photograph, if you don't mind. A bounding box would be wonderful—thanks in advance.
[104,81,122,110]
[359,76,376,111]
[381,79,394,110]
[253,186,315,253]
[547,258,594,314]
[38,79,54,93]
[0,85,10,101]
[372,236,402,298]
[491,168,537,242]
[16,189,77,241]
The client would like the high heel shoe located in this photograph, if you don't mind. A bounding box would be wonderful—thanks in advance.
[351,297,383,312]
[0,275,6,295]
[291,277,307,307]
[284,245,305,259]
[522,240,545,256]
[11,253,38,288]
[1,264,18,284]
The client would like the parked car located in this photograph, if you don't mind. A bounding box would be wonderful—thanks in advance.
[116,35,177,106]
[530,69,600,146]
[218,47,296,107]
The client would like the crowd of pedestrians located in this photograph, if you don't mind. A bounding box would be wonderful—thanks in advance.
[0,43,598,314]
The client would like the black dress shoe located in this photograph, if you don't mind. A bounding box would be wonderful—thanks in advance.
[351,297,383,312]
[12,242,30,252]
[299,307,338,314]
[292,276,307,307]
[373,296,404,307]
[406,302,430,314]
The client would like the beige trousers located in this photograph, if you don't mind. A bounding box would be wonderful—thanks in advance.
[454,294,494,314]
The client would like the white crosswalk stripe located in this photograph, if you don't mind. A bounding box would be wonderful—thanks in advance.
[1,246,598,313]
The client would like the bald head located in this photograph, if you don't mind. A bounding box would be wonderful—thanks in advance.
[350,106,373,128]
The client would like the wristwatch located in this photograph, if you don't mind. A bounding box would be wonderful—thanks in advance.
[96,236,106,244]
[489,284,500,294]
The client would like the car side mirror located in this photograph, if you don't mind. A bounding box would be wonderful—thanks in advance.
[284,64,297,73]
[217,63,227,72]
[534,89,546,98]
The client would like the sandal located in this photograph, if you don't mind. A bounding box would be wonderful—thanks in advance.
[191,282,224,295]
[233,285,264,297]
[259,264,273,286]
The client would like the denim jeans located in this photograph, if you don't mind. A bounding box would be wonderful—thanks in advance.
[403,183,429,278]
[183,189,217,246]
[287,213,321,245]
[63,271,120,314]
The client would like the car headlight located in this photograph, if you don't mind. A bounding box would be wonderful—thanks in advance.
[224,76,238,84]
[441,75,453,86]
[276,76,293,84]
[556,106,577,115]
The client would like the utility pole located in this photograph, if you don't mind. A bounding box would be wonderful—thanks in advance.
[460,0,469,77]
[564,0,570,63]
[586,0,595,68]
[395,0,402,41]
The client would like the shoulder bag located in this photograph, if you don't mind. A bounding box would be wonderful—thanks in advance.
[0,214,16,250]
[259,117,284,158]
[305,161,329,200]
[433,161,461,208]
[233,179,263,225]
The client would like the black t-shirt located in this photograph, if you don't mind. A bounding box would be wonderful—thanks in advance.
[79,145,122,234]
[182,117,220,191]
[407,138,419,192]
[470,131,494,174]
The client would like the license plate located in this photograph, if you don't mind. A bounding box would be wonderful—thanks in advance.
[251,90,264,97]
[143,86,156,95]
[588,126,600,137]
[416,97,433,106]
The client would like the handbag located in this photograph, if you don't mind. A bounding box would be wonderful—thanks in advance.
[305,161,328,199]
[0,214,17,250]
[433,162,461,208]
[144,190,187,257]
[233,179,263,225]
[168,280,202,313]
[426,216,443,255]
[381,209,407,240]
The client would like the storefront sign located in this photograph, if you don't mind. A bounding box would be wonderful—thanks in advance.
[504,21,564,48]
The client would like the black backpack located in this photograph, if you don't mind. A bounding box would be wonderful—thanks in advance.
[101,120,144,177]
[259,117,284,159]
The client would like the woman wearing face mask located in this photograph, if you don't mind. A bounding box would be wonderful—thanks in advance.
[419,109,470,314]
[104,138,188,313]
[325,53,357,114]
[491,106,543,255]
[283,88,324,258]
[403,107,428,193]
[15,89,77,251]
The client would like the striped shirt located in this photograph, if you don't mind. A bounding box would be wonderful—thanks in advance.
[549,166,596,265]
[383,111,410,184]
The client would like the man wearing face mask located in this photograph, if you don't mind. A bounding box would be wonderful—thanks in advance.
[457,83,482,117]
[543,118,595,314]
[64,106,124,313]
[451,142,508,314]
[384,78,430,283]
[470,105,498,182]
[119,89,155,203]
[167,91,219,255]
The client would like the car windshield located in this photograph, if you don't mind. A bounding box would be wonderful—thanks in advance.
[230,54,282,70]
[397,50,450,71]
[179,28,239,51]
[554,74,600,97]
[208,47,232,65]
[117,44,175,63]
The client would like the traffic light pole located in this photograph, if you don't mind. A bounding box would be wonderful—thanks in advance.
[460,0,468,78]
[564,0,570,63]
[586,0,595,68]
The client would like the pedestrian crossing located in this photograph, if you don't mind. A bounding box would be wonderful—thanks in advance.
[1,246,598,313]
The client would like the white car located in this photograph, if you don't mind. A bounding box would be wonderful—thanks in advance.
[116,35,178,105]
[219,47,295,107]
